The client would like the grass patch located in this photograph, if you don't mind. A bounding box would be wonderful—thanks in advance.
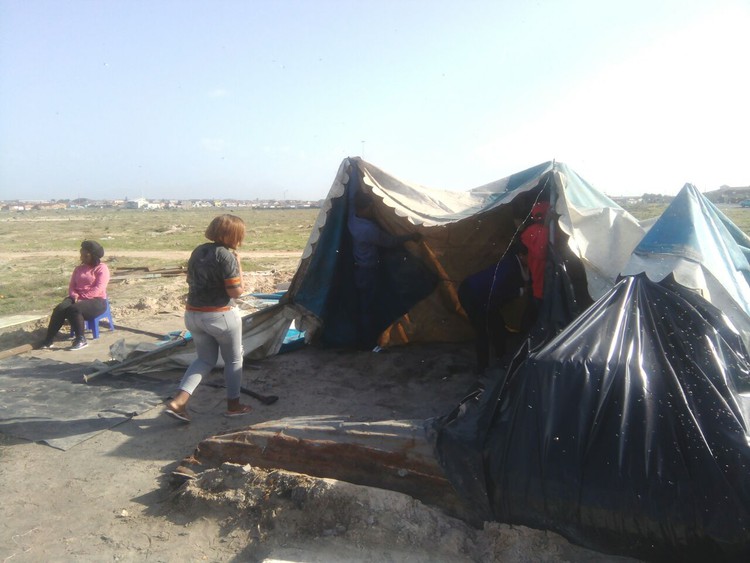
[0,208,317,253]
[0,256,73,315]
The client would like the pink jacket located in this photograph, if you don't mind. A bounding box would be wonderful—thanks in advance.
[69,263,110,301]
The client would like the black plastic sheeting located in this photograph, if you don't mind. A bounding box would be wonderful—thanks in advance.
[433,273,750,562]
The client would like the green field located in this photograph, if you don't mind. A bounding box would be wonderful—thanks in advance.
[2,203,750,317]
[0,207,318,253]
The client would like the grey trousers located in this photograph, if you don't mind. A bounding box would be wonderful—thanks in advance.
[178,309,243,400]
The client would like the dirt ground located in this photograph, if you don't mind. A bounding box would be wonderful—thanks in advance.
[0,264,638,562]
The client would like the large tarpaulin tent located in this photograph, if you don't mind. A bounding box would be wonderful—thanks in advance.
[433,184,750,561]
[241,157,646,356]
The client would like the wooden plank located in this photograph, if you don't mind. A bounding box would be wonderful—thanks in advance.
[187,416,477,523]
[112,266,150,273]
[133,269,186,276]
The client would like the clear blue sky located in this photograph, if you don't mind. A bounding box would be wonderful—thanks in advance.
[1,0,748,201]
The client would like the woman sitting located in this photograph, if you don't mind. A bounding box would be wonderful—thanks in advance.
[40,240,110,350]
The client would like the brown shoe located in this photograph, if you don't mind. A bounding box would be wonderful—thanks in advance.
[224,404,252,417]
[164,403,190,423]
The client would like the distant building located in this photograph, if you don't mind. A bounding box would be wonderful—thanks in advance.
[610,196,642,207]
[125,198,148,209]
[124,198,162,209]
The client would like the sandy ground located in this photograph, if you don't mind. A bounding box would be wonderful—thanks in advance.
[0,271,638,562]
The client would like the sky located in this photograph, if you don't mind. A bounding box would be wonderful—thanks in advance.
[1,0,749,202]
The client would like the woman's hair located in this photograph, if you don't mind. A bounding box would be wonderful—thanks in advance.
[80,240,105,265]
[205,214,246,249]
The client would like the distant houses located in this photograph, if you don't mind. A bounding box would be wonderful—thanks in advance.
[1,198,324,212]
[611,193,676,206]
[5,186,749,213]
[609,185,750,207]
[2,201,67,211]
[704,185,750,204]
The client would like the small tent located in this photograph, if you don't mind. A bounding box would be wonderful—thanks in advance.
[621,183,750,348]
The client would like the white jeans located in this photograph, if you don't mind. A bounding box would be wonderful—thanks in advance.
[178,309,243,399]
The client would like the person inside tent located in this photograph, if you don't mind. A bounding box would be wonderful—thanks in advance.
[39,240,110,350]
[457,241,531,374]
[348,189,422,350]
[520,200,551,321]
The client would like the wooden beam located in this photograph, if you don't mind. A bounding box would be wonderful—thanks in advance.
[184,416,478,524]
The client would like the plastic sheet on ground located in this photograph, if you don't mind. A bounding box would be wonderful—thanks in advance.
[0,356,175,450]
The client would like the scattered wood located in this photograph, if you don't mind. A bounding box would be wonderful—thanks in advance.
[109,266,187,283]
[182,417,478,524]
[113,266,186,273]
[113,266,150,273]
[149,268,186,275]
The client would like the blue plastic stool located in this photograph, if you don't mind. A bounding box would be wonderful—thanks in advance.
[71,298,115,339]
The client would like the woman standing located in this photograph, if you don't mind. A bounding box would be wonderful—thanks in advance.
[40,240,110,350]
[165,214,251,422]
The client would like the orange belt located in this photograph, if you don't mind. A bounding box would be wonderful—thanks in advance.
[185,304,232,312]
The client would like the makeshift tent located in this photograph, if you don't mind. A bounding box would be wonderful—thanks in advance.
[239,157,646,357]
[622,182,750,349]
[433,184,750,561]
